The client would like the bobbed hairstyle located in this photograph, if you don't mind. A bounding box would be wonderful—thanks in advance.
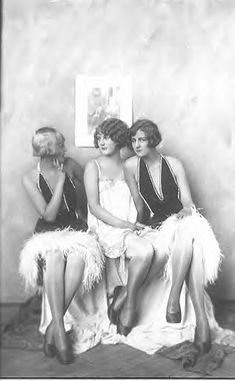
[94,118,129,149]
[32,126,65,157]
[129,119,162,148]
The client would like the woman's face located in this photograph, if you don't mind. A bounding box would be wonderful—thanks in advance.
[131,129,151,157]
[96,133,118,156]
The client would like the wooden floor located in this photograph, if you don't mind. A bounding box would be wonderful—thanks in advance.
[1,298,235,379]
[1,343,235,379]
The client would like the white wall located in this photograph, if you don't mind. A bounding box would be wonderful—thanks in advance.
[2,0,235,302]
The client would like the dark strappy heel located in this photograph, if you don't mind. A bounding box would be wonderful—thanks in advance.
[116,308,138,337]
[194,327,211,354]
[54,346,74,365]
[107,286,124,326]
[43,324,55,358]
[166,309,182,324]
[117,317,133,337]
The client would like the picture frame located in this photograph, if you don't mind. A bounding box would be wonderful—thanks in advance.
[75,74,133,147]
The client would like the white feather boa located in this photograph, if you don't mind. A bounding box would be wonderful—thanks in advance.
[140,208,223,285]
[19,229,104,292]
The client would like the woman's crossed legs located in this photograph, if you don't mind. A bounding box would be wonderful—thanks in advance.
[43,250,85,364]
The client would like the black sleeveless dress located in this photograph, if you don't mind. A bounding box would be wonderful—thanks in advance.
[138,155,183,227]
[35,171,88,285]
[35,172,87,233]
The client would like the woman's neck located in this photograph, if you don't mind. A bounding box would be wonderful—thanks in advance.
[39,157,57,172]
[142,148,161,164]
[102,149,122,164]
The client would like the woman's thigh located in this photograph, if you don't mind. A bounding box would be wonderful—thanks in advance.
[124,234,153,260]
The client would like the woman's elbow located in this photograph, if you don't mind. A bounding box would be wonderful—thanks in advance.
[41,212,56,222]
[136,202,143,215]
[88,203,99,217]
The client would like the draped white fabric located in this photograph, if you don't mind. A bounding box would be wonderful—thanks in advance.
[40,269,235,355]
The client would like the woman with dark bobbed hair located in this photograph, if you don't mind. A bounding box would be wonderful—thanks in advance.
[124,118,223,353]
[19,127,103,364]
[84,118,154,337]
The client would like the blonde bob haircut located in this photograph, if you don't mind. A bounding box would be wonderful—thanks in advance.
[32,127,65,157]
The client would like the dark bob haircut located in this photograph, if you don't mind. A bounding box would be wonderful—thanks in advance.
[128,119,162,148]
[94,118,129,149]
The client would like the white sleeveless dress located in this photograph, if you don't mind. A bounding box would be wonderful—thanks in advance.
[87,160,137,288]
[71,160,235,355]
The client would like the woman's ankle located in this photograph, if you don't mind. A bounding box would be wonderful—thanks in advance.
[166,293,180,313]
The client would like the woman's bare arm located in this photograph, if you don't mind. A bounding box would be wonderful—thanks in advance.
[124,157,145,223]
[65,157,87,219]
[167,156,194,216]
[23,170,65,222]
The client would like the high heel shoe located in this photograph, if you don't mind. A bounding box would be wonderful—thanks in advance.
[194,327,211,354]
[108,286,124,325]
[117,317,133,337]
[54,346,74,365]
[116,308,137,337]
[194,340,211,354]
[166,309,181,324]
[43,324,55,358]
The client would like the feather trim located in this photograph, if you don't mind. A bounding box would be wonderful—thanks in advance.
[19,228,104,292]
[141,209,223,285]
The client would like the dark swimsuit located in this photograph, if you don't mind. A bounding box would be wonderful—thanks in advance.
[35,172,87,233]
[138,155,183,227]
[35,170,88,285]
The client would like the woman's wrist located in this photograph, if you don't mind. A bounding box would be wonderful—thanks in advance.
[117,220,135,230]
[183,204,195,211]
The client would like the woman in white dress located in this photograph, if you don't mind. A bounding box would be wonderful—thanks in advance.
[84,118,155,337]
[84,118,234,357]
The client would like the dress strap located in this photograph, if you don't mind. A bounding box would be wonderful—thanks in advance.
[37,160,41,190]
[94,159,101,179]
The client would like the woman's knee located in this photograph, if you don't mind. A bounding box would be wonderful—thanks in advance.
[46,249,65,267]
[132,239,154,264]
[67,252,85,268]
[173,236,193,257]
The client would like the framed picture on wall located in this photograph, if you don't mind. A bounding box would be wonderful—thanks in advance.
[75,74,133,147]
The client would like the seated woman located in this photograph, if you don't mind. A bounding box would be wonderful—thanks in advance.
[84,118,155,337]
[19,127,103,364]
[124,119,223,353]
[81,118,233,357]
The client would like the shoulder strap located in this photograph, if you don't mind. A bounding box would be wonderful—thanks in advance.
[162,156,178,185]
[94,159,101,178]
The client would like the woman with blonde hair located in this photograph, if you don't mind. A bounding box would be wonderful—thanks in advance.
[19,127,103,364]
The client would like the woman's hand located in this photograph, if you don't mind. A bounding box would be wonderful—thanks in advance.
[177,206,193,219]
[57,168,66,185]
[120,221,137,231]
[135,222,146,230]
[120,221,146,232]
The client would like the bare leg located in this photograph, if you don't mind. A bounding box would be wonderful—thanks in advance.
[118,237,154,335]
[43,250,67,353]
[64,254,85,312]
[44,251,85,363]
[186,243,211,353]
[166,236,193,322]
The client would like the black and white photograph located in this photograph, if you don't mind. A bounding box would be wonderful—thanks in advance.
[75,74,132,146]
[1,0,235,379]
